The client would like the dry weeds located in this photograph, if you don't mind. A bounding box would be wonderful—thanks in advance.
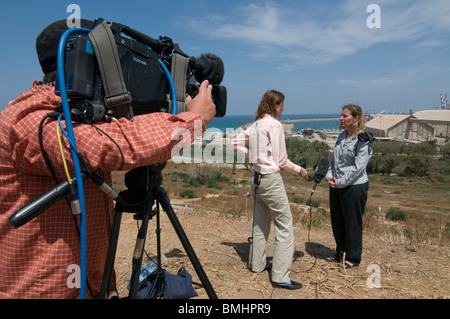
[110,161,449,299]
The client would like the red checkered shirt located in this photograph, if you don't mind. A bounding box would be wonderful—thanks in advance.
[0,82,205,298]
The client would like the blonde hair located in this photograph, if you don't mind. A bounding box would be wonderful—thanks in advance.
[343,104,365,135]
[254,90,285,121]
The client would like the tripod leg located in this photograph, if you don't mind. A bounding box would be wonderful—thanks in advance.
[156,204,162,272]
[128,206,153,299]
[99,209,123,299]
[157,189,218,299]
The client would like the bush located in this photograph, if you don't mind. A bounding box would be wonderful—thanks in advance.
[372,140,404,155]
[306,199,320,207]
[403,153,432,177]
[293,196,304,203]
[404,141,438,156]
[385,207,408,221]
[367,154,402,175]
[442,143,450,158]
[179,190,196,198]
[378,154,402,175]
[175,165,231,188]
[317,208,327,217]
[286,138,330,169]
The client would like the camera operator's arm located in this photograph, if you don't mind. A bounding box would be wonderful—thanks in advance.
[7,80,216,177]
[185,80,216,126]
[5,86,205,176]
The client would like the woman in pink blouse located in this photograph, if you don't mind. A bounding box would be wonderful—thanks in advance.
[233,90,308,290]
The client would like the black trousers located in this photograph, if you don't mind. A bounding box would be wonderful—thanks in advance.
[329,182,368,265]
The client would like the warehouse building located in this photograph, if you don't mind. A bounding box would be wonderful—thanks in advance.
[412,109,450,138]
[365,113,435,141]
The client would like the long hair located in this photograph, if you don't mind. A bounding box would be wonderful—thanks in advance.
[343,104,365,135]
[254,90,285,121]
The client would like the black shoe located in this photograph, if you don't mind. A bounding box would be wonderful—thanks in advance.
[263,263,272,271]
[272,280,303,290]
[325,255,340,263]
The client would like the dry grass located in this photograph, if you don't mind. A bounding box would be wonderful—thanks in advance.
[138,161,450,246]
[110,160,450,299]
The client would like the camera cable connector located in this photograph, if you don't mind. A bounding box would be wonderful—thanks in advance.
[68,183,81,216]
[88,172,125,206]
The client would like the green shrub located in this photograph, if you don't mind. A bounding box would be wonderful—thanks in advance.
[306,199,320,207]
[403,153,432,177]
[385,207,408,221]
[179,190,196,198]
[403,141,437,156]
[442,143,450,158]
[317,208,327,217]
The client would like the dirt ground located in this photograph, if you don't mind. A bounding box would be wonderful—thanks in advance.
[110,161,450,300]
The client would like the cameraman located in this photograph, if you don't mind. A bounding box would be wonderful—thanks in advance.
[0,19,215,298]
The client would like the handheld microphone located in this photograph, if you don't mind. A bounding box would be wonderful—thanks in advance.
[309,158,330,196]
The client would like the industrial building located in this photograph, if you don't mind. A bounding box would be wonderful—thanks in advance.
[412,109,450,138]
[365,110,450,142]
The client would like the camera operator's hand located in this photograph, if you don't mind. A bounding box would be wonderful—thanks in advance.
[186,80,216,125]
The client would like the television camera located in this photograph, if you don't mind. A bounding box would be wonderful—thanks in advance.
[55,18,226,123]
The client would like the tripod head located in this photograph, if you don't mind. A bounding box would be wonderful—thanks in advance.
[124,163,167,195]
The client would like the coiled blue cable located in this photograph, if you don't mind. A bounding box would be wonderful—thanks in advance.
[56,28,178,299]
[158,59,177,115]
[57,27,91,299]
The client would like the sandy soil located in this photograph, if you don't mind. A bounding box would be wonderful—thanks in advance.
[109,161,449,300]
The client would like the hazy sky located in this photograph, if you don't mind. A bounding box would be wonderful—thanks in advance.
[1,0,449,115]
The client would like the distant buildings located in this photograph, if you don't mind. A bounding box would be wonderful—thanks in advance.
[365,110,450,143]
[413,110,450,138]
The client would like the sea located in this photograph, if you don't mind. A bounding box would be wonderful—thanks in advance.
[208,113,341,132]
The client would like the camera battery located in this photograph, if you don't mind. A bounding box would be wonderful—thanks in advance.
[55,34,96,99]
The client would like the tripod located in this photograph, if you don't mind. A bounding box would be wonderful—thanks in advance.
[99,164,217,299]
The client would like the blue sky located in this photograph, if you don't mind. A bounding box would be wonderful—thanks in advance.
[1,0,450,116]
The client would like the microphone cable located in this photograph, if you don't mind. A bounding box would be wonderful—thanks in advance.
[291,168,330,298]
[57,26,92,299]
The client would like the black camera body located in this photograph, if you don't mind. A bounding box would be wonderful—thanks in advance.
[55,20,226,123]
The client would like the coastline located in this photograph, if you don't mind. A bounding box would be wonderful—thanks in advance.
[209,113,341,132]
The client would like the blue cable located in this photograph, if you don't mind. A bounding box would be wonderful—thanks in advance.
[57,29,178,299]
[158,59,177,114]
[57,27,91,299]
[57,116,78,152]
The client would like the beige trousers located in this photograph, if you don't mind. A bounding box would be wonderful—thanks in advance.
[249,171,294,283]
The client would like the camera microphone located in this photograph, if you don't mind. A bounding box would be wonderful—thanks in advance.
[8,171,124,228]
[190,53,225,85]
[8,177,77,228]
[309,158,330,196]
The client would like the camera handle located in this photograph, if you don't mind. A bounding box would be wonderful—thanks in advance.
[110,22,163,54]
